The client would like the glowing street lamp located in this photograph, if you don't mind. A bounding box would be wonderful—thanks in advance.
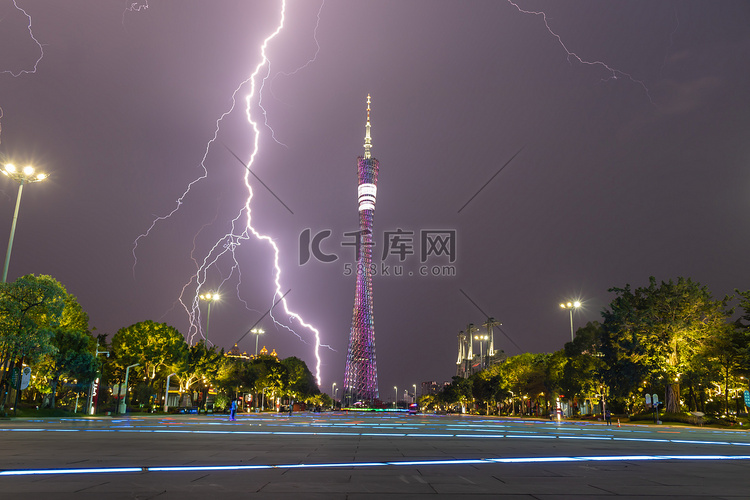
[474,334,489,370]
[394,385,398,408]
[331,382,337,399]
[413,383,417,404]
[2,163,47,283]
[251,327,265,356]
[559,301,581,342]
[199,291,220,344]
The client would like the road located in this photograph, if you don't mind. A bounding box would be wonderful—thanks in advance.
[1,412,750,498]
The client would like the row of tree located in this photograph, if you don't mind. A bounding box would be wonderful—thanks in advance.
[428,277,750,418]
[0,274,323,414]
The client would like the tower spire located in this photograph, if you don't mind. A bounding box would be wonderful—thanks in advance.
[363,94,372,159]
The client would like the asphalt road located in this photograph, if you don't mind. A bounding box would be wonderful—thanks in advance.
[2,412,750,499]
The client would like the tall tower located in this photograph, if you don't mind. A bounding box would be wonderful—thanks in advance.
[344,94,379,405]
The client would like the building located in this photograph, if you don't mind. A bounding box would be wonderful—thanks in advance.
[343,95,380,406]
[456,318,502,377]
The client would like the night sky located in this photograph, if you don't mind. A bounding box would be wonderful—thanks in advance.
[1,0,749,401]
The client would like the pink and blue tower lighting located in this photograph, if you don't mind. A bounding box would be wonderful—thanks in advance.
[344,94,379,406]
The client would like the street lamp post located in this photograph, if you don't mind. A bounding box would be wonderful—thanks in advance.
[2,164,47,283]
[251,328,265,356]
[120,363,140,414]
[199,291,220,345]
[474,334,489,370]
[413,383,417,404]
[394,385,398,408]
[86,341,109,415]
[559,301,581,342]
[331,382,337,400]
[163,372,177,413]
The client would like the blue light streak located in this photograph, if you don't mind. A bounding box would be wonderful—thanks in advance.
[4,455,750,477]
[0,467,142,476]
[4,426,750,450]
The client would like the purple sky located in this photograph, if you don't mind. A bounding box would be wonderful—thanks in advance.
[1,0,749,401]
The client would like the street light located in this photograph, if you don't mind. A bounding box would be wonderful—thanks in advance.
[559,300,581,342]
[331,382,337,399]
[474,334,489,370]
[86,342,109,414]
[164,372,177,413]
[199,291,220,344]
[394,385,398,408]
[251,328,265,356]
[413,383,417,404]
[120,363,140,414]
[2,163,47,283]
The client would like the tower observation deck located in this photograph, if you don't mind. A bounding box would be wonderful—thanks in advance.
[343,95,379,406]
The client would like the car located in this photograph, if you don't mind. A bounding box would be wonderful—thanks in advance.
[407,403,418,415]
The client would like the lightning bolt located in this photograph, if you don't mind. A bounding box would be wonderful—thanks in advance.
[0,0,44,144]
[238,0,324,385]
[260,1,324,149]
[507,0,654,104]
[132,0,326,385]
[122,1,149,24]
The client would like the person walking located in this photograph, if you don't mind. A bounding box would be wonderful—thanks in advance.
[230,398,237,421]
[605,408,612,426]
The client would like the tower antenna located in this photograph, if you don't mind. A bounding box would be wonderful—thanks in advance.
[363,93,372,159]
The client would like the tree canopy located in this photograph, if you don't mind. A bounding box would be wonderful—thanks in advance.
[112,321,186,384]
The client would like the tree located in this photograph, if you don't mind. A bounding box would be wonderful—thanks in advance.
[438,376,472,412]
[250,354,288,408]
[281,356,319,401]
[171,341,222,395]
[215,356,255,400]
[112,321,187,390]
[601,277,729,413]
[38,293,98,409]
[703,323,749,414]
[732,290,750,381]
[471,370,500,415]
[0,275,67,410]
[496,352,549,414]
[559,322,607,413]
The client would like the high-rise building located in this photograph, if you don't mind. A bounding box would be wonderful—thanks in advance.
[343,95,379,405]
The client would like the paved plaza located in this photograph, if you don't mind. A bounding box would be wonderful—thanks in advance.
[2,412,750,499]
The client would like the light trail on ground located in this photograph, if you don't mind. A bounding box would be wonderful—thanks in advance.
[3,454,750,477]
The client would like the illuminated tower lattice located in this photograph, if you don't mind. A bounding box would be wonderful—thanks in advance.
[344,94,379,405]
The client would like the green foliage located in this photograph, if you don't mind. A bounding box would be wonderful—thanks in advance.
[281,356,319,400]
[0,275,67,364]
[215,356,255,397]
[554,322,607,412]
[438,376,472,409]
[36,291,98,409]
[213,393,230,411]
[213,354,320,405]
[0,275,69,409]
[112,321,187,383]
[497,352,549,399]
[601,277,729,412]
[170,341,223,393]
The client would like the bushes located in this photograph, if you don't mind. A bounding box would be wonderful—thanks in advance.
[628,411,747,427]
[213,393,229,412]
